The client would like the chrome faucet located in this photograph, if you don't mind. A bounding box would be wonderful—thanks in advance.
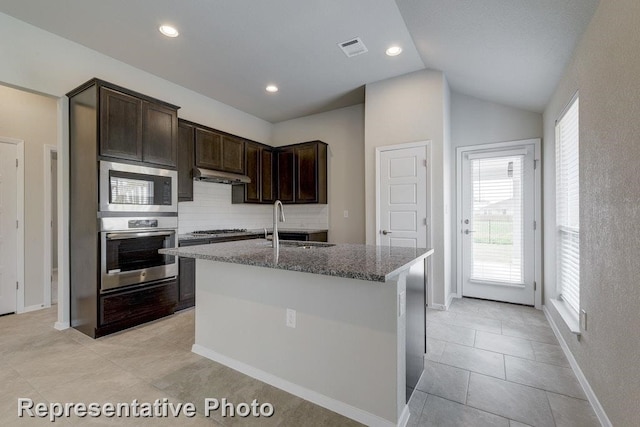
[272,200,285,249]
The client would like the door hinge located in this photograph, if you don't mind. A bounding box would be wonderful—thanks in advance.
[16,281,19,290]
[423,159,427,167]
[534,281,537,291]
[533,220,537,230]
[16,158,19,167]
[16,220,19,229]
[423,218,427,226]
[534,159,538,169]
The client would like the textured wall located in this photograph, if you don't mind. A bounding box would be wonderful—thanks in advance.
[543,0,640,425]
[364,69,449,306]
[0,85,58,308]
[272,104,365,244]
[450,92,543,295]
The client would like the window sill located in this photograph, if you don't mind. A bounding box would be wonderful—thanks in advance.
[550,299,581,336]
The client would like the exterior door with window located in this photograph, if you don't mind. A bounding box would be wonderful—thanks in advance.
[461,144,536,305]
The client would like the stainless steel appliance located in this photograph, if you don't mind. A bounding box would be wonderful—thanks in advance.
[100,216,178,292]
[100,161,178,213]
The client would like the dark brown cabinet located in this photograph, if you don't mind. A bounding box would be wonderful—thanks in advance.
[276,141,327,204]
[277,147,296,203]
[233,141,275,204]
[195,127,245,174]
[177,120,195,201]
[142,101,178,167]
[100,87,143,161]
[98,84,178,168]
[177,257,195,311]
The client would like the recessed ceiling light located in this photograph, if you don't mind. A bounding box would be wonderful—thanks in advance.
[385,46,402,56]
[266,85,279,93]
[159,25,179,38]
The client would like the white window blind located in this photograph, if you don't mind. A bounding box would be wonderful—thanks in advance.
[470,155,524,284]
[556,97,580,313]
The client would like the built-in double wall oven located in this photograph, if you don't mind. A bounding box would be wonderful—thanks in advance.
[99,161,178,293]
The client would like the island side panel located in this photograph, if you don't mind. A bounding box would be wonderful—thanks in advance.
[194,260,401,424]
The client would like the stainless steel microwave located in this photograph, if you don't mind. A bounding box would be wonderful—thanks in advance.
[99,161,178,213]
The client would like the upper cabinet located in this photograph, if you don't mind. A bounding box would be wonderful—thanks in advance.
[277,141,327,204]
[195,127,245,174]
[97,83,179,168]
[177,120,195,201]
[233,141,275,204]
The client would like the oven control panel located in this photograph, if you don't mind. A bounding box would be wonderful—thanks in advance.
[128,219,158,229]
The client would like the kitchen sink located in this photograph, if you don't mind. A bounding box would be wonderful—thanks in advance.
[256,240,335,248]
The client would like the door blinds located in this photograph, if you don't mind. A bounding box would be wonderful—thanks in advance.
[555,97,580,313]
[470,155,524,284]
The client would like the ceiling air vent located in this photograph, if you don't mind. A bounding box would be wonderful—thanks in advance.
[338,37,368,58]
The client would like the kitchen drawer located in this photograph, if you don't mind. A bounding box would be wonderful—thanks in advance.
[99,279,177,329]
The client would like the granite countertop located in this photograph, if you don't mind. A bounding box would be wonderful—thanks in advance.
[161,239,433,282]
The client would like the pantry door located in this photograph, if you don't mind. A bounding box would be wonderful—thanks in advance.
[460,143,536,305]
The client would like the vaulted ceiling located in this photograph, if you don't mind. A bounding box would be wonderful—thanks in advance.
[0,0,599,122]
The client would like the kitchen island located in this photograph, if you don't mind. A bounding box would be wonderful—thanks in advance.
[160,240,433,427]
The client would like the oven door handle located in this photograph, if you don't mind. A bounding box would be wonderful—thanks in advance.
[106,231,174,240]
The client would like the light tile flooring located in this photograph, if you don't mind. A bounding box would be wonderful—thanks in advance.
[0,307,360,426]
[1,298,601,427]
[409,297,600,427]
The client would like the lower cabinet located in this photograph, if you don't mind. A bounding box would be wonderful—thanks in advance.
[97,279,177,337]
[177,257,196,310]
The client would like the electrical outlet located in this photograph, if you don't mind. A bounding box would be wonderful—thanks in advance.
[286,308,296,328]
[343,210,349,218]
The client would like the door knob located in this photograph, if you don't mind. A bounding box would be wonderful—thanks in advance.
[381,230,392,235]
[464,229,475,235]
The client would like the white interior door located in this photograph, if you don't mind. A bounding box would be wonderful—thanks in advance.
[379,146,427,248]
[461,145,535,305]
[0,142,18,315]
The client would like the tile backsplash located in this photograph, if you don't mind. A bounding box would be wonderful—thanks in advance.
[178,181,329,234]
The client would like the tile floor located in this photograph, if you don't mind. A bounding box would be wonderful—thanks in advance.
[0,298,601,426]
[0,307,360,426]
[409,297,600,427]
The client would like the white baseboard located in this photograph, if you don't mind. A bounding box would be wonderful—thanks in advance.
[543,305,612,427]
[20,304,46,314]
[192,344,401,427]
[54,321,70,330]
[397,403,410,427]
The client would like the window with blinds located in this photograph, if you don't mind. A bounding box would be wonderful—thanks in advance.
[555,96,580,313]
[470,155,524,284]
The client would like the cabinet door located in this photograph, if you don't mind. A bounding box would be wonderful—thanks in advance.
[261,148,275,203]
[178,257,195,309]
[222,135,244,173]
[277,148,295,203]
[295,143,319,203]
[195,128,222,170]
[100,87,142,161]
[177,121,194,201]
[142,102,178,167]
[244,142,261,203]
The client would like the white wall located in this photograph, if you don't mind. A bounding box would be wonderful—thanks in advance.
[178,181,328,234]
[0,85,58,308]
[364,69,450,306]
[450,92,543,295]
[272,104,365,244]
[542,1,640,425]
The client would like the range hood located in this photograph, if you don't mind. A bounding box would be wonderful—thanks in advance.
[193,167,251,185]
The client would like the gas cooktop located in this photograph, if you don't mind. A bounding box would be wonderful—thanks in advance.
[191,229,248,235]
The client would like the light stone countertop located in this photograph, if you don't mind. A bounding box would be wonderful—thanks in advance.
[161,239,433,282]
